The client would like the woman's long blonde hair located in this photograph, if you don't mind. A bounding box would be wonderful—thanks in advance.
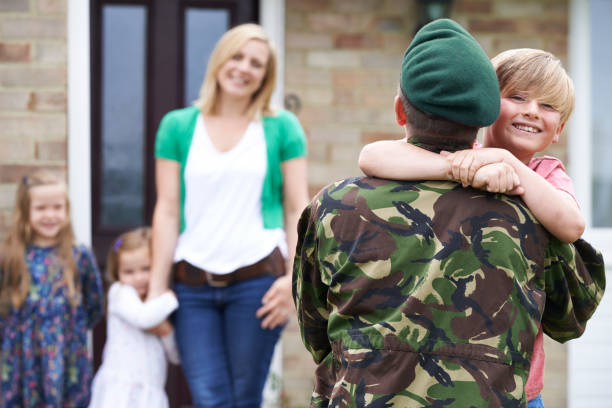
[0,170,78,315]
[194,23,277,120]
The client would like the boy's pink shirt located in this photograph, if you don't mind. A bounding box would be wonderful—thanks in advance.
[472,144,577,400]
[528,156,576,201]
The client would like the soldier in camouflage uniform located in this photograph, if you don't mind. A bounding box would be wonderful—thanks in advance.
[292,19,605,408]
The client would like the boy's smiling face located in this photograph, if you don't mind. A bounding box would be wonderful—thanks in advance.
[484,91,565,164]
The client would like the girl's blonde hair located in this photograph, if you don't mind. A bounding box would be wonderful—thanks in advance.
[492,48,575,123]
[0,170,77,315]
[193,23,277,120]
[106,227,152,284]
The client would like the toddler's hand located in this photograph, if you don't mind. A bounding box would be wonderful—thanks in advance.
[472,162,522,194]
[147,320,173,337]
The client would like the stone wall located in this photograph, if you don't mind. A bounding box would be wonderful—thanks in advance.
[282,0,570,406]
[0,0,67,237]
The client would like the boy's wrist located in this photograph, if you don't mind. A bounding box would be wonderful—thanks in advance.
[439,152,454,180]
[498,148,517,164]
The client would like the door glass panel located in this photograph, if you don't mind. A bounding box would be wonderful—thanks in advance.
[184,8,229,106]
[101,5,147,226]
[590,0,612,227]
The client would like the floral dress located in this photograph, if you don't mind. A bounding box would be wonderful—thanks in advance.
[0,244,104,408]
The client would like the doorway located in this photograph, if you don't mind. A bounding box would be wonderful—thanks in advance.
[89,1,260,405]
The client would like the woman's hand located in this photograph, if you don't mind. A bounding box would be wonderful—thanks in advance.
[147,319,174,337]
[255,155,307,330]
[256,274,294,329]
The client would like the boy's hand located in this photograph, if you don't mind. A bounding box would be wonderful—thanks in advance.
[472,162,523,194]
[445,148,509,186]
[147,319,174,337]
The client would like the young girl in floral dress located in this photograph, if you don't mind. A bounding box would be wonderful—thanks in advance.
[0,170,105,407]
[89,227,179,408]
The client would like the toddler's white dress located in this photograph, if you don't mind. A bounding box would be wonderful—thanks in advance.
[89,282,180,408]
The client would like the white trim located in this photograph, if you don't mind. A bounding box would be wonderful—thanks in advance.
[568,2,612,407]
[260,0,285,108]
[568,0,591,227]
[569,0,612,255]
[67,0,92,246]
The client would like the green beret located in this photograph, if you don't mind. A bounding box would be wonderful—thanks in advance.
[400,19,500,127]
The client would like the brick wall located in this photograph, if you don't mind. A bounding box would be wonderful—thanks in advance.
[282,0,570,406]
[282,1,419,404]
[0,0,67,236]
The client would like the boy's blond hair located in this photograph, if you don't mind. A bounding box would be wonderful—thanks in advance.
[492,48,575,124]
[193,23,277,121]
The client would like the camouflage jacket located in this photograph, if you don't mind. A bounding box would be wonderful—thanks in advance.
[292,177,605,408]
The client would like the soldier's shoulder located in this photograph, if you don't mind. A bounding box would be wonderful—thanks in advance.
[312,177,362,199]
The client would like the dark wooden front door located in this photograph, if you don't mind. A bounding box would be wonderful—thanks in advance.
[89,1,259,406]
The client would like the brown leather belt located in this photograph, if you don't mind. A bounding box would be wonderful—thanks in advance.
[174,247,285,287]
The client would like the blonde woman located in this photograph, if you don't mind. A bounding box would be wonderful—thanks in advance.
[148,24,308,407]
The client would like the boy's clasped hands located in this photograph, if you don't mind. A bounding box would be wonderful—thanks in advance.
[442,147,524,195]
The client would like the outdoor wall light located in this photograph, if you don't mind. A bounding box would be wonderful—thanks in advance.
[415,0,454,34]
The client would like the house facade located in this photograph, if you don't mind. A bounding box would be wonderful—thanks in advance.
[0,0,609,407]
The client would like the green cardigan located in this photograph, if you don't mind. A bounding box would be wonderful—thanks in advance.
[154,106,307,233]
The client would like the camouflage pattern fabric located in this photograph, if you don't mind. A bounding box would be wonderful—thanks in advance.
[292,177,605,408]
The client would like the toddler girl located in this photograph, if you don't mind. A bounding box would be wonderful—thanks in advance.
[89,227,179,408]
[0,170,105,407]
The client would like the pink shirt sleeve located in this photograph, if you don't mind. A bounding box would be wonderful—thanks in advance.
[528,156,577,201]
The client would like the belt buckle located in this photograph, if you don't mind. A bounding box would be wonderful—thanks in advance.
[205,271,229,288]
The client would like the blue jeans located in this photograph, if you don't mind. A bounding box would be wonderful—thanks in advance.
[528,394,545,408]
[173,275,284,408]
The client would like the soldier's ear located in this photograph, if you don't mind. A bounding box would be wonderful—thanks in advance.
[394,95,406,126]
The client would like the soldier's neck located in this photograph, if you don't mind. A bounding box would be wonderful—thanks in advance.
[408,133,474,153]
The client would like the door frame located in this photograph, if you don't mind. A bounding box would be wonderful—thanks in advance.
[66,0,286,246]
